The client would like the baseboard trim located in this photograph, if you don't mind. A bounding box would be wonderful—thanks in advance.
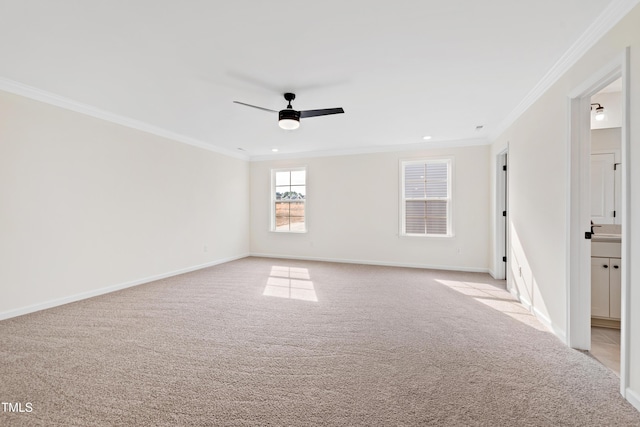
[508,286,521,301]
[517,295,532,311]
[509,291,567,343]
[532,305,567,343]
[626,388,640,412]
[590,317,621,329]
[249,253,490,273]
[0,254,249,321]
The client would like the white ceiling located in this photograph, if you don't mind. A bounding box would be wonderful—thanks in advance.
[0,1,620,159]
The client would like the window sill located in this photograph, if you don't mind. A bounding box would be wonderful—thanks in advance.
[400,233,454,238]
[270,230,308,234]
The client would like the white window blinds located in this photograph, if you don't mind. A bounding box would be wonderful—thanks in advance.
[401,159,451,236]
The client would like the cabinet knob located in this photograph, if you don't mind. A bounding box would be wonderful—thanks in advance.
[613,265,619,269]
[603,264,608,268]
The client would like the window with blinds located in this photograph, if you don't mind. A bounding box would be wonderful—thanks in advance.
[271,168,306,232]
[401,159,452,236]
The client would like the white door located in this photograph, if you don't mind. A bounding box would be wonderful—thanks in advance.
[590,153,615,224]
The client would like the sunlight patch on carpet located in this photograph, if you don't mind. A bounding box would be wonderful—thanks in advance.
[263,266,318,302]
[436,279,547,332]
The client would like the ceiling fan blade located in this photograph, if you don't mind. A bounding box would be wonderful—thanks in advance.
[233,101,277,113]
[299,108,345,118]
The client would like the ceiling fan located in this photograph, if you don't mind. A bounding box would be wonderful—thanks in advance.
[233,93,344,130]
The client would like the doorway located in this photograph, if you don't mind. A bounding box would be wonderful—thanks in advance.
[568,49,630,396]
[589,78,623,376]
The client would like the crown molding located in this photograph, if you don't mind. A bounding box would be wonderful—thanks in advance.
[490,0,640,140]
[0,77,249,161]
[249,138,489,162]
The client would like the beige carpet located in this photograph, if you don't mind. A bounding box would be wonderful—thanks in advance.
[1,257,639,426]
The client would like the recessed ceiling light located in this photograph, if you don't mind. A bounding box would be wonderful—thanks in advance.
[422,136,432,140]
[272,148,279,152]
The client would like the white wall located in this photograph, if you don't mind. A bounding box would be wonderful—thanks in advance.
[250,145,490,272]
[592,127,622,151]
[490,4,640,409]
[0,90,250,318]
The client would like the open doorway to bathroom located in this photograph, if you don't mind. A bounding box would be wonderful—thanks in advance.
[589,78,622,376]
[568,48,630,396]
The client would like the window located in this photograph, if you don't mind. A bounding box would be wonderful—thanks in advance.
[271,168,306,232]
[400,158,452,236]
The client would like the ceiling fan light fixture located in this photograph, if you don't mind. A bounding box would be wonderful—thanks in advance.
[278,118,300,130]
[234,92,343,130]
[278,109,301,130]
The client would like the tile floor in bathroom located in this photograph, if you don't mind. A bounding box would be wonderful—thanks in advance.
[591,326,620,376]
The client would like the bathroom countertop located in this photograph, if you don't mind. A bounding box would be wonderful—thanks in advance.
[592,233,621,243]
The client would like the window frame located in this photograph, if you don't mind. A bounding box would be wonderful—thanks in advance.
[399,157,454,238]
[270,166,307,233]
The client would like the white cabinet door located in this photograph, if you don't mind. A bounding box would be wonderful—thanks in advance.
[591,257,610,318]
[591,153,615,224]
[609,258,621,320]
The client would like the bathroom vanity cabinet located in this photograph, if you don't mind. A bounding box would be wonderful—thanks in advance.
[591,240,621,327]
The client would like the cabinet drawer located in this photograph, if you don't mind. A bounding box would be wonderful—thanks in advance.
[592,242,621,258]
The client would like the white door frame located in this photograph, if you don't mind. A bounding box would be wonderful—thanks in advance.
[567,48,630,396]
[494,149,508,281]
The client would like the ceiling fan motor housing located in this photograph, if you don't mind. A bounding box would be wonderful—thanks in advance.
[279,108,301,122]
